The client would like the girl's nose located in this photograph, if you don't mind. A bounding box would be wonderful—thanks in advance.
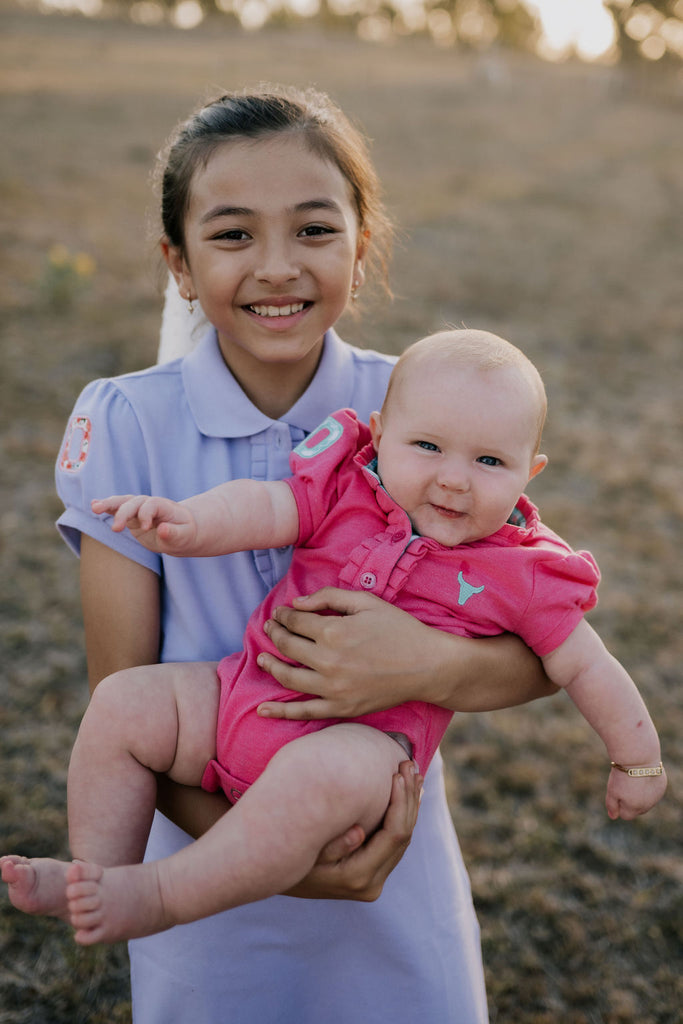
[254,242,301,285]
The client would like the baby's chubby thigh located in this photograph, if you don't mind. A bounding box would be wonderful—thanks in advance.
[266,723,407,839]
[84,661,220,786]
[160,662,221,784]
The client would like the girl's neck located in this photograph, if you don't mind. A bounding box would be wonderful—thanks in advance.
[217,336,324,420]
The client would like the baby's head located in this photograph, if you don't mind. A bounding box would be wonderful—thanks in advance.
[369,329,548,547]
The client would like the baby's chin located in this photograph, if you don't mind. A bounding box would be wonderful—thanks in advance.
[412,508,485,548]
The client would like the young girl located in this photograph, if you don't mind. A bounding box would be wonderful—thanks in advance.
[18,88,554,1023]
[2,330,665,948]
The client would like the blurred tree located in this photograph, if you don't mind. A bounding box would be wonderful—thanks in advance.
[116,0,683,63]
[604,0,683,62]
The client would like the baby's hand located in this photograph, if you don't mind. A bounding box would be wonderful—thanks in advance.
[91,494,198,554]
[605,764,667,820]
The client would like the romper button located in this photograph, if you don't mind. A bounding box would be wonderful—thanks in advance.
[392,530,406,542]
[359,571,377,589]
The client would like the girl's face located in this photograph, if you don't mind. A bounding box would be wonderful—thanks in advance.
[164,134,366,411]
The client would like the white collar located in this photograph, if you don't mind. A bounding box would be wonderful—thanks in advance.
[182,327,359,438]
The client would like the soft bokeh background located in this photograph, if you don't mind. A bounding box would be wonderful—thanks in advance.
[1,2,681,1021]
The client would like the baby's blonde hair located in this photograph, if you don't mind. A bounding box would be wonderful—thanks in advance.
[383,329,547,452]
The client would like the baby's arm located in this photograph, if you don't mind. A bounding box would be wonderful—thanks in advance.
[542,619,666,820]
[92,479,299,558]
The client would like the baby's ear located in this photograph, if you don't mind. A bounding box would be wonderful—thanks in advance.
[369,411,383,450]
[528,453,548,481]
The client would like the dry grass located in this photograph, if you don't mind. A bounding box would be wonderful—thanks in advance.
[1,6,681,1021]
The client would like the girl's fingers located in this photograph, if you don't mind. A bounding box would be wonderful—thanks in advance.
[257,696,333,720]
[315,826,366,865]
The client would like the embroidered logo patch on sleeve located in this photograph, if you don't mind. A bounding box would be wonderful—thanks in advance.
[294,415,344,459]
[59,415,92,472]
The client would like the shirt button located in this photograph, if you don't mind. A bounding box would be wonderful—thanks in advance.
[359,571,377,589]
[392,530,406,543]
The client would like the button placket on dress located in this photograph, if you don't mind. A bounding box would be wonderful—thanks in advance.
[250,425,303,589]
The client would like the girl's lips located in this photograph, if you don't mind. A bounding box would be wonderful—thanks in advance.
[242,301,313,330]
[246,301,309,318]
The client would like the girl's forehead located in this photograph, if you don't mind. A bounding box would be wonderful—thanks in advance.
[188,134,356,216]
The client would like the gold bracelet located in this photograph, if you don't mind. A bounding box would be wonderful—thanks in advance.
[610,761,663,778]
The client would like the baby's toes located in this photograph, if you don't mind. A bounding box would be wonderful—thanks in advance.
[1,855,30,878]
[66,859,103,887]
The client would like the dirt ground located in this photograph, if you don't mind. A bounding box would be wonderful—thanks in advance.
[0,6,681,1022]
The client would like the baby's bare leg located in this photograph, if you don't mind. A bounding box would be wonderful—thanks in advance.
[1,663,218,921]
[67,723,406,944]
[68,661,219,865]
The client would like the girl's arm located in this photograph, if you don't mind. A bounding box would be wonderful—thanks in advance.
[79,535,420,896]
[541,618,666,820]
[92,478,299,558]
[255,588,557,720]
[80,534,161,691]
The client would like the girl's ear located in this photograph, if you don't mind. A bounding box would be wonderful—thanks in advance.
[354,229,371,286]
[161,240,193,295]
[369,410,383,450]
[528,453,548,481]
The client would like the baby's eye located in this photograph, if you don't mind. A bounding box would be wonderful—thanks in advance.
[477,455,502,467]
[416,441,440,452]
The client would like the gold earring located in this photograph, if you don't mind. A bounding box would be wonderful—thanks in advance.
[350,280,361,302]
[186,293,195,314]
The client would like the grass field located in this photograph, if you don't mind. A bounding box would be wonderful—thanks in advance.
[1,6,681,1021]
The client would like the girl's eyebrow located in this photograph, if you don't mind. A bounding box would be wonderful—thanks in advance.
[200,205,252,224]
[294,198,344,215]
[200,198,344,225]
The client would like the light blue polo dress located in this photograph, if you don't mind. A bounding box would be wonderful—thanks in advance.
[56,327,488,1024]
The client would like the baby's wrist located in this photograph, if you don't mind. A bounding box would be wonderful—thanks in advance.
[606,734,660,769]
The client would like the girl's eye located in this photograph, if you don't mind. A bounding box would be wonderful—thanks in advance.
[214,229,251,242]
[477,455,502,467]
[416,441,440,452]
[299,224,336,238]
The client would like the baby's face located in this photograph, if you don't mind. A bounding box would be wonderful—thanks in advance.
[370,364,546,547]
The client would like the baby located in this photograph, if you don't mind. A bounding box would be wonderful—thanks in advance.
[2,329,666,945]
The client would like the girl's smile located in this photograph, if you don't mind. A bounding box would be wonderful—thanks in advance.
[164,134,366,416]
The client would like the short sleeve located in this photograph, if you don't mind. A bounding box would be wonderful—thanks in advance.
[518,549,601,657]
[55,379,161,573]
[286,409,368,545]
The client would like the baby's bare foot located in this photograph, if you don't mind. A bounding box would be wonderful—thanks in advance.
[66,860,173,945]
[1,855,71,920]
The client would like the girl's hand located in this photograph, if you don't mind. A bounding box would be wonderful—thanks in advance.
[284,760,423,900]
[257,588,445,720]
[257,587,554,719]
[91,494,199,555]
[605,765,667,820]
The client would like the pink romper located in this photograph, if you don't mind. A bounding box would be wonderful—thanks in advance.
[202,409,599,802]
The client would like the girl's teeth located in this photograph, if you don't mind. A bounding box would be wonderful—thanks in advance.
[251,303,305,317]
